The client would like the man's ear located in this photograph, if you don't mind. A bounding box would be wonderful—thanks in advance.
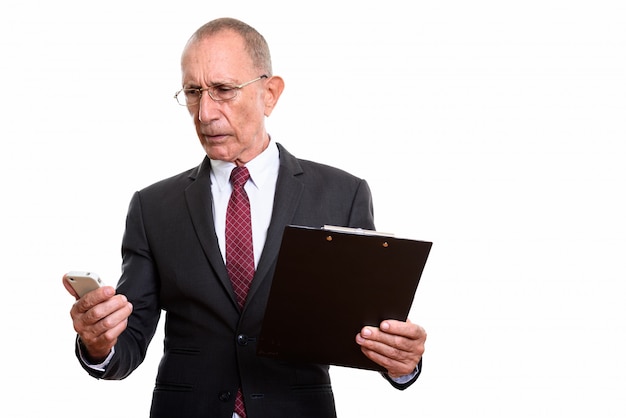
[263,75,285,116]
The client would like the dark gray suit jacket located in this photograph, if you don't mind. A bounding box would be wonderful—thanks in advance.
[78,143,418,417]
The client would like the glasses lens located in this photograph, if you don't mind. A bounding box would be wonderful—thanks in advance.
[175,83,246,106]
[209,85,238,101]
[180,89,201,106]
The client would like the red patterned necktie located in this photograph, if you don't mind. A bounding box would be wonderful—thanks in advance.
[226,166,255,307]
[225,166,254,418]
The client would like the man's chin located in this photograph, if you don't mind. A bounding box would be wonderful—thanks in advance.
[202,143,233,162]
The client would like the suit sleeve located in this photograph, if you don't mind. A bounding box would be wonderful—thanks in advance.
[381,358,423,390]
[348,178,376,230]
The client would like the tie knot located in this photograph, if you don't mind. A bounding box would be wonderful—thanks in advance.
[230,166,250,188]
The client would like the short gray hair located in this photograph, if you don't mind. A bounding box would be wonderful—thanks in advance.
[186,17,273,75]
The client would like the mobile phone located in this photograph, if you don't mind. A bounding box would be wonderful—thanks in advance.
[65,271,104,298]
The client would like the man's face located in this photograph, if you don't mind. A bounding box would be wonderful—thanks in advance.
[181,31,270,165]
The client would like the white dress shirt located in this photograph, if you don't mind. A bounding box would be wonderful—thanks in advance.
[209,138,280,268]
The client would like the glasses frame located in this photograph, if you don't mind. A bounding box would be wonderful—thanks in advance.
[174,75,268,106]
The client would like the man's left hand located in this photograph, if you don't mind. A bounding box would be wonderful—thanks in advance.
[356,319,426,378]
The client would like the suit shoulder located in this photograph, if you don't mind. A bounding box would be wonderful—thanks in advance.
[134,164,201,200]
[297,158,365,184]
[278,143,367,190]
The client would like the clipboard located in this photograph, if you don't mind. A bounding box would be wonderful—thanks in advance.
[257,225,432,371]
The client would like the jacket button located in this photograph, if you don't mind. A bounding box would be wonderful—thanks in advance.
[218,391,231,402]
[237,334,249,345]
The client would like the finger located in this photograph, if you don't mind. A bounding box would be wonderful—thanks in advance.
[79,294,131,328]
[356,328,413,359]
[357,322,426,360]
[62,275,80,299]
[379,319,426,341]
[72,286,117,314]
[83,306,131,342]
[359,344,418,377]
[357,327,413,354]
[75,298,133,341]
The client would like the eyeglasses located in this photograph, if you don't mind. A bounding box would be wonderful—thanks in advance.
[174,75,268,106]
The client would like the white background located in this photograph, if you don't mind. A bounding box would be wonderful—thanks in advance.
[1,1,625,417]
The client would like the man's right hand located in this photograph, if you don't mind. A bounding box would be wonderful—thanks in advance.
[63,276,133,363]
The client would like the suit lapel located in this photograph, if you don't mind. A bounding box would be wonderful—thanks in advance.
[246,144,304,303]
[184,157,238,306]
[184,146,305,310]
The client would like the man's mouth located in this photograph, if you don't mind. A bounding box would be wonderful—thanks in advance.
[202,133,228,142]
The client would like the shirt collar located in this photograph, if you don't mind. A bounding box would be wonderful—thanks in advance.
[210,137,280,192]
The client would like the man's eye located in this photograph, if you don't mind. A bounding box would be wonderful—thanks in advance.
[214,85,235,93]
[184,89,201,96]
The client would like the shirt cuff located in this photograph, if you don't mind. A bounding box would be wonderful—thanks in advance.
[77,337,115,372]
[388,363,420,385]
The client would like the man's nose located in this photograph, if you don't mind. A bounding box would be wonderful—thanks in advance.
[198,92,220,123]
